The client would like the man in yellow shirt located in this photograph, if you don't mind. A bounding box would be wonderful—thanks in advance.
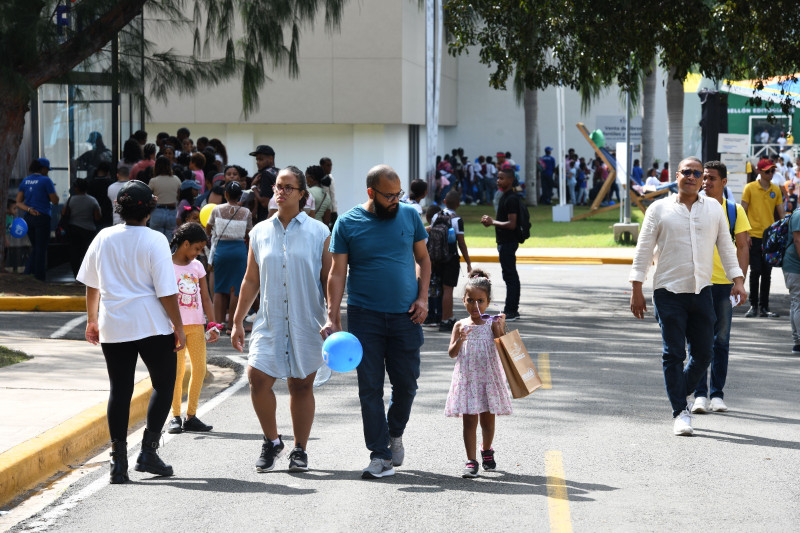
[691,161,750,414]
[741,158,785,318]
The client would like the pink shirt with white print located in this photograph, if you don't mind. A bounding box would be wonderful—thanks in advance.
[173,259,207,325]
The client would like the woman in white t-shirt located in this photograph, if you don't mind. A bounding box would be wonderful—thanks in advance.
[77,180,186,485]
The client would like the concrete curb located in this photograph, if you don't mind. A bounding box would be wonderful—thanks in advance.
[0,365,192,508]
[0,296,85,312]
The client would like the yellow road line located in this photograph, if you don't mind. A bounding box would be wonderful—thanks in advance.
[545,450,573,533]
[538,352,552,389]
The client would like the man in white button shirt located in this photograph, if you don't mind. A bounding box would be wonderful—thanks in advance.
[629,157,747,436]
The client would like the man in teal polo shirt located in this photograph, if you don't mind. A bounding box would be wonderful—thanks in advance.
[324,164,431,479]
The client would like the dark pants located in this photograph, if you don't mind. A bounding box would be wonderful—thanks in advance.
[653,287,716,417]
[541,174,554,205]
[101,334,177,442]
[498,242,520,314]
[24,213,51,281]
[694,283,733,399]
[748,237,772,309]
[348,305,423,460]
[67,225,96,278]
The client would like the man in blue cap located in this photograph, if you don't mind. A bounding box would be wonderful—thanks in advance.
[15,158,59,280]
[540,147,556,205]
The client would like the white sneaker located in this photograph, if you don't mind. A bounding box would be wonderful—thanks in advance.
[710,397,728,412]
[691,396,709,414]
[673,410,693,436]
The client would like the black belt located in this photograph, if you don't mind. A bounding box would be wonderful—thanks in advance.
[156,204,176,209]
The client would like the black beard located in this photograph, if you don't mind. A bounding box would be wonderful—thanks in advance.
[374,201,399,220]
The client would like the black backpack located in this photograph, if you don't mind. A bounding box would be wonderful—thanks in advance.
[517,204,531,243]
[427,213,454,265]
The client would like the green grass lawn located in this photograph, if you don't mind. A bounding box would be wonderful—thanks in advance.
[456,204,644,248]
[0,345,31,368]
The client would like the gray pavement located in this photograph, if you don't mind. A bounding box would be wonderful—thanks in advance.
[4,263,800,532]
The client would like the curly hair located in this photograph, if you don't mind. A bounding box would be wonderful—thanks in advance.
[115,194,156,222]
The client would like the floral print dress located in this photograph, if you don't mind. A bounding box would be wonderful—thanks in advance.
[445,320,513,417]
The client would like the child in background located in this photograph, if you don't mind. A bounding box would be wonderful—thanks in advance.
[445,270,512,478]
[168,222,219,434]
[424,204,443,327]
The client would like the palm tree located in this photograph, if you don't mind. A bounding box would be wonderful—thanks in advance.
[641,56,657,171]
[665,66,684,182]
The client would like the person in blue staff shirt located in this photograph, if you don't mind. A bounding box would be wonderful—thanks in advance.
[15,158,59,281]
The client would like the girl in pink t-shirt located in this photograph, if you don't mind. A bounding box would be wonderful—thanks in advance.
[168,222,219,434]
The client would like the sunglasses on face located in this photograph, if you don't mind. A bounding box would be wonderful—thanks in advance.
[679,169,703,178]
[764,168,776,174]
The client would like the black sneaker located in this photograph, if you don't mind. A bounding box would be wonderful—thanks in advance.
[167,416,182,434]
[182,416,213,432]
[744,306,757,318]
[288,446,309,472]
[481,447,496,471]
[256,436,285,472]
[438,319,456,332]
[462,460,479,478]
[792,345,800,354]
[760,308,780,318]
[505,312,521,322]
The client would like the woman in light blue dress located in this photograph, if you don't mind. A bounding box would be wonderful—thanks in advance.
[231,165,332,473]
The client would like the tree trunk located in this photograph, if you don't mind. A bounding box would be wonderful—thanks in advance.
[641,56,657,171]
[524,88,538,206]
[0,95,30,270]
[666,66,684,181]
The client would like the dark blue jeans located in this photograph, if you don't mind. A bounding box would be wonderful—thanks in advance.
[24,213,51,281]
[498,242,520,314]
[348,305,424,460]
[693,283,732,399]
[652,287,716,417]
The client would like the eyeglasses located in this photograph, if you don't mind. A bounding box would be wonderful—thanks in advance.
[679,169,703,178]
[372,188,405,202]
[273,184,297,194]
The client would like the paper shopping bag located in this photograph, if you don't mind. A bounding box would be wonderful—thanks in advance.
[495,329,543,399]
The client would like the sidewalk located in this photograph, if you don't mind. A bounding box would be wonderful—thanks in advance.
[0,337,213,509]
[0,248,635,312]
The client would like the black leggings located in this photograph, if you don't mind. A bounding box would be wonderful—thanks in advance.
[101,334,177,442]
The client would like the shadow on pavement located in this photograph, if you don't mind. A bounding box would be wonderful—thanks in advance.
[134,477,317,495]
[693,429,800,450]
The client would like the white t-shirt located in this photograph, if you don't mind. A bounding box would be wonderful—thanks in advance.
[107,180,127,225]
[77,225,177,343]
[772,173,787,189]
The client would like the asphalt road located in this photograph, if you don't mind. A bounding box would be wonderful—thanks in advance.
[4,263,800,532]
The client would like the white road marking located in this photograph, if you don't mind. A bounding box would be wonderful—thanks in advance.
[49,316,87,339]
[19,355,249,532]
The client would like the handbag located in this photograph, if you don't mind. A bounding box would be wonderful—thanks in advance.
[495,329,543,399]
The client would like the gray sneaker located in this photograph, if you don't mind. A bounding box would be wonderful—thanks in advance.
[361,458,395,479]
[390,436,404,466]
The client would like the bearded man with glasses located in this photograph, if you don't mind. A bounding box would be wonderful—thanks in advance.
[740,158,786,318]
[324,164,431,479]
[629,157,746,436]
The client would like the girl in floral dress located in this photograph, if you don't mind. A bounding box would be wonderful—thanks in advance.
[445,269,513,478]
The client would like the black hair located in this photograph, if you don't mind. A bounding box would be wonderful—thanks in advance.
[425,204,441,224]
[177,127,191,138]
[170,222,207,250]
[29,159,41,173]
[409,179,428,201]
[122,139,143,164]
[464,268,492,301]
[156,132,169,140]
[320,157,332,166]
[224,164,248,180]
[115,193,156,222]
[704,160,728,180]
[281,166,308,209]
[95,161,111,175]
[179,186,196,203]
[180,205,201,224]
[154,156,173,176]
[305,165,325,185]
[208,139,228,165]
[143,143,157,158]
[224,180,243,202]
[73,178,89,194]
[132,130,147,143]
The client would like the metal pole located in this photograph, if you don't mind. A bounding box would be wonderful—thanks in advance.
[557,86,566,206]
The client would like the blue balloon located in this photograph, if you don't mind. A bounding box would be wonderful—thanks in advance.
[322,332,363,373]
[9,217,27,238]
